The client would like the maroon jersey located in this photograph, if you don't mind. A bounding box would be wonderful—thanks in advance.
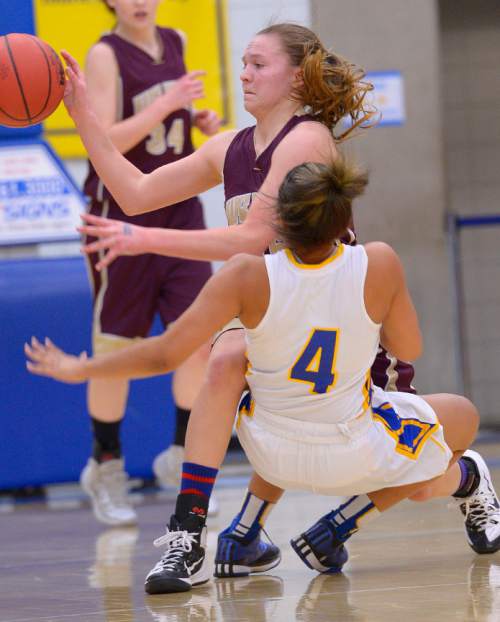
[223,115,416,394]
[83,27,212,340]
[223,115,312,225]
[83,27,198,227]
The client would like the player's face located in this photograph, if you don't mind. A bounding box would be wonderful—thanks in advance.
[241,34,301,117]
[107,0,161,29]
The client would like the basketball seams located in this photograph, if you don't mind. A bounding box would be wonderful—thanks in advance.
[29,35,53,119]
[4,34,32,122]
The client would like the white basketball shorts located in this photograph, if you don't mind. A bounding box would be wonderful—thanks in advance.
[236,385,453,496]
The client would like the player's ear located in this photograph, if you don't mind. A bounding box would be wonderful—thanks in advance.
[292,68,304,89]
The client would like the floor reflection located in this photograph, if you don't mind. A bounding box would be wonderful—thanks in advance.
[295,574,366,622]
[88,527,138,622]
[467,557,500,622]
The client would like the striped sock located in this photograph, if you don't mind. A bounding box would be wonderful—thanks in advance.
[180,462,218,499]
[325,495,380,542]
[228,491,275,543]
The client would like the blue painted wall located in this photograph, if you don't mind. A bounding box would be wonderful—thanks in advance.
[0,256,174,488]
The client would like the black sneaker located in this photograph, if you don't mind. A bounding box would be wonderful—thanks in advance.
[144,514,210,594]
[457,450,500,554]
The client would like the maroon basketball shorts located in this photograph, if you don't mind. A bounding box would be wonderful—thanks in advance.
[371,346,416,394]
[86,197,212,350]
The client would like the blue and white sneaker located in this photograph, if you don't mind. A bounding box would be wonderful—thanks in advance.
[458,450,500,554]
[291,516,348,573]
[214,527,281,578]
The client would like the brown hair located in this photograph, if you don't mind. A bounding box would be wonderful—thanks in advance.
[101,0,115,13]
[275,158,368,249]
[258,23,375,140]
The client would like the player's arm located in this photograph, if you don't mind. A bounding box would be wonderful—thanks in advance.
[365,242,422,361]
[78,121,335,265]
[25,255,261,384]
[64,50,219,210]
[85,43,206,154]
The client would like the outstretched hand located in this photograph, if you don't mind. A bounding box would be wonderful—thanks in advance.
[61,50,91,124]
[78,213,149,271]
[25,337,88,384]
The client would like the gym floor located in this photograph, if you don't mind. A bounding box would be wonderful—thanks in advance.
[1,443,499,622]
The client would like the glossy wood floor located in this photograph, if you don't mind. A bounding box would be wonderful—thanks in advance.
[2,444,500,622]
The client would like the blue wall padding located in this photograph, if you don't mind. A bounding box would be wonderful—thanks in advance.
[0,256,174,488]
[0,1,35,36]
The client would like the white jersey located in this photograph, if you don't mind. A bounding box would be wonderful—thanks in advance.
[245,244,380,424]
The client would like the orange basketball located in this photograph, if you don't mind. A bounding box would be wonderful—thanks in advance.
[0,33,65,128]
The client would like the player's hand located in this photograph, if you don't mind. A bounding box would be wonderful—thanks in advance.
[25,337,88,384]
[78,213,149,271]
[162,71,206,113]
[61,50,91,123]
[194,109,221,136]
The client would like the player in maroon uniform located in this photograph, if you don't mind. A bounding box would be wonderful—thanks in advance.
[61,22,498,592]
[80,0,220,526]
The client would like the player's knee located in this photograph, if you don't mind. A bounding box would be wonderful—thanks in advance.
[205,347,246,389]
[456,395,480,442]
[190,342,211,366]
[409,487,433,502]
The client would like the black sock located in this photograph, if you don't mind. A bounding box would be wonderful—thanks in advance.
[453,456,480,498]
[173,406,190,446]
[175,492,209,525]
[91,417,122,463]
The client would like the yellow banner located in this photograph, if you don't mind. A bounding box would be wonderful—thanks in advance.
[33,0,233,157]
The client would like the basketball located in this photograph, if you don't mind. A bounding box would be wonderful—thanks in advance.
[0,33,65,128]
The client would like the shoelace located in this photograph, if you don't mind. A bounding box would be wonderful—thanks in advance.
[153,529,198,571]
[462,488,500,530]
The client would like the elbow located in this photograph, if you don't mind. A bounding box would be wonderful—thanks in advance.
[240,223,275,256]
[380,330,422,363]
[115,193,153,217]
[116,176,157,216]
[394,337,423,363]
[120,202,140,217]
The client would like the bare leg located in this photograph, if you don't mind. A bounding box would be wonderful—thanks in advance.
[88,339,134,422]
[88,377,129,422]
[369,393,479,511]
[172,343,210,409]
[184,330,248,467]
[248,472,284,504]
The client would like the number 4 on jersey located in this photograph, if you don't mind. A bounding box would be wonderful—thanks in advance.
[289,329,339,394]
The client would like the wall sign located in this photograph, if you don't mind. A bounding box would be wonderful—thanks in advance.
[0,141,85,245]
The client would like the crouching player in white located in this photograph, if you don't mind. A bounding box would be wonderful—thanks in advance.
[25,158,499,593]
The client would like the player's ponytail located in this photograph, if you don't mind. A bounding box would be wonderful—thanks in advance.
[275,158,368,249]
[258,23,376,140]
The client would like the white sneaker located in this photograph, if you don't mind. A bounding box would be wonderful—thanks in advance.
[153,445,184,487]
[458,450,500,554]
[207,495,219,517]
[80,458,137,526]
[153,446,219,517]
